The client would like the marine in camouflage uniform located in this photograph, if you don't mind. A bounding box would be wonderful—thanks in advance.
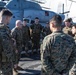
[70,25,76,75]
[11,20,23,65]
[41,15,76,75]
[30,17,43,53]
[22,18,30,54]
[62,18,72,36]
[0,9,14,75]
[43,22,51,37]
[71,25,76,43]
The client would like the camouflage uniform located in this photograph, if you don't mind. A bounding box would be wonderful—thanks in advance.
[43,26,51,37]
[11,27,23,64]
[30,23,43,51]
[63,27,72,35]
[22,25,30,52]
[0,23,14,75]
[41,31,76,75]
[73,34,76,43]
[69,34,76,75]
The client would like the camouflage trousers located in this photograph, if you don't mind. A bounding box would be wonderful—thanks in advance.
[31,37,40,50]
[15,46,22,64]
[41,69,69,75]
[23,41,29,52]
[0,62,13,75]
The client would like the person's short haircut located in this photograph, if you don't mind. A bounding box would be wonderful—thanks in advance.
[50,15,62,27]
[23,18,27,21]
[65,18,72,22]
[0,9,13,17]
[35,17,39,19]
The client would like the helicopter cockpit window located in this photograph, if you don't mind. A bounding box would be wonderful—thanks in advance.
[45,11,49,16]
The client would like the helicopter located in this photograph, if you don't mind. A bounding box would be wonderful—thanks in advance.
[0,1,6,11]
[1,0,65,29]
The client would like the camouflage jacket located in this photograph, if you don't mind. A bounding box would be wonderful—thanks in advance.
[41,31,76,75]
[63,27,72,35]
[11,27,23,48]
[69,34,76,75]
[0,23,14,63]
[22,25,30,41]
[30,23,43,36]
[43,26,51,36]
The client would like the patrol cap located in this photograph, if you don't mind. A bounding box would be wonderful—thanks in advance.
[23,18,27,21]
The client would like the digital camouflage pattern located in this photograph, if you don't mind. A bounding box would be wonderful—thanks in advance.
[11,27,23,64]
[22,25,30,41]
[63,27,72,35]
[22,25,30,51]
[41,31,76,75]
[11,27,23,46]
[69,34,76,75]
[30,23,43,50]
[30,23,43,35]
[43,26,51,37]
[0,23,14,75]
